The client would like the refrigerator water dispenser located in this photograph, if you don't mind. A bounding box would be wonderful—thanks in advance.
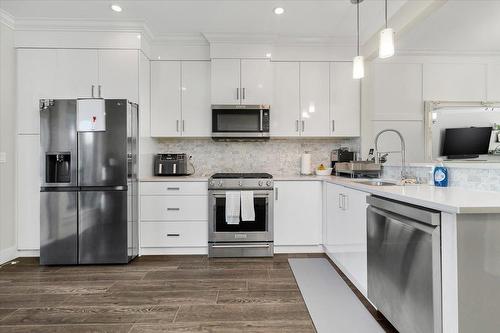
[45,153,71,183]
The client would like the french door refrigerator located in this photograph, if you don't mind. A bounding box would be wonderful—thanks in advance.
[40,99,139,265]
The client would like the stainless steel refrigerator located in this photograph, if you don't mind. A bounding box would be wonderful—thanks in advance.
[39,99,139,265]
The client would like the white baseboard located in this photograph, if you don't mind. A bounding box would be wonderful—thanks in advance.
[140,247,208,255]
[274,245,324,254]
[0,246,17,265]
[16,249,40,257]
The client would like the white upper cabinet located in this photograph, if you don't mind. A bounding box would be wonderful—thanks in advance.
[300,62,330,136]
[55,49,98,99]
[423,63,487,101]
[17,49,57,134]
[330,62,360,136]
[181,61,211,137]
[211,58,273,105]
[211,58,240,104]
[240,59,273,105]
[98,49,139,103]
[274,181,322,246]
[271,62,300,137]
[151,61,182,137]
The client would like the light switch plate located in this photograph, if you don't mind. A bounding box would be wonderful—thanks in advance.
[0,152,6,163]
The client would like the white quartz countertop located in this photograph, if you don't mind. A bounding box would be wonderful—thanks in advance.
[140,175,210,182]
[140,174,500,214]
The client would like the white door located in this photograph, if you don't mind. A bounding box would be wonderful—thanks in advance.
[181,61,211,137]
[274,181,322,246]
[150,61,181,137]
[55,49,98,99]
[17,134,40,250]
[330,62,360,136]
[17,49,57,134]
[300,62,330,136]
[240,59,273,105]
[211,59,241,105]
[325,183,345,265]
[271,62,300,137]
[98,49,139,102]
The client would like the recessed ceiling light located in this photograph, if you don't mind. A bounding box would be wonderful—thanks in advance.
[265,53,272,58]
[136,34,141,39]
[111,5,122,12]
[273,7,284,15]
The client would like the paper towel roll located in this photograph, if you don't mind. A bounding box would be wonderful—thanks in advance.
[301,153,312,175]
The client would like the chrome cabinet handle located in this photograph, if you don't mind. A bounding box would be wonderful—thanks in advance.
[182,120,185,132]
[176,120,179,132]
[338,194,343,209]
[167,233,180,237]
[343,195,348,211]
[236,88,239,100]
[275,187,279,201]
[91,85,95,98]
[167,208,180,211]
[296,120,299,132]
[242,88,246,100]
[98,85,102,98]
[302,120,305,132]
[167,187,180,191]
[332,120,335,133]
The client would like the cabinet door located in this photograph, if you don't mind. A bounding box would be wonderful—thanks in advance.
[17,134,40,250]
[241,59,273,105]
[330,62,360,136]
[487,63,500,101]
[300,62,330,136]
[150,61,182,137]
[17,49,57,134]
[271,62,300,137]
[325,183,345,264]
[139,52,151,137]
[274,181,322,246]
[211,59,240,104]
[423,63,486,101]
[55,49,98,99]
[181,61,211,137]
[98,49,139,102]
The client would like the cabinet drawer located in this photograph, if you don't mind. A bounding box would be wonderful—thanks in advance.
[141,196,208,221]
[141,221,208,247]
[141,182,207,196]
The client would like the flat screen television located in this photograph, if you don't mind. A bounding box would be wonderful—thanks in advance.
[442,127,492,159]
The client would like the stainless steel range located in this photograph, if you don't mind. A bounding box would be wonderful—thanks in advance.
[208,173,274,257]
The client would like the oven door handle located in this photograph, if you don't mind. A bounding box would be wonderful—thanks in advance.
[211,244,270,249]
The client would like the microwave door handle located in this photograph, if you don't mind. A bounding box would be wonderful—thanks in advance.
[260,110,263,131]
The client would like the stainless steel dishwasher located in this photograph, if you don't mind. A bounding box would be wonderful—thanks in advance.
[367,196,441,333]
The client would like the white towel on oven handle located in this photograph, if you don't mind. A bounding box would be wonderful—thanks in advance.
[240,191,255,221]
[225,191,241,225]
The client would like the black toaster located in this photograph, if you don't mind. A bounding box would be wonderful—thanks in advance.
[154,153,188,176]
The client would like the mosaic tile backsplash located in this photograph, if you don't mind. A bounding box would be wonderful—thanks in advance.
[140,137,360,177]
[383,165,500,192]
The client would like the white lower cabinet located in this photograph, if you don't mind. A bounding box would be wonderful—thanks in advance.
[325,182,368,295]
[140,181,208,251]
[273,181,322,246]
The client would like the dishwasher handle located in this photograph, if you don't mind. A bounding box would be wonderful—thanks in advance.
[367,205,438,235]
[367,195,440,226]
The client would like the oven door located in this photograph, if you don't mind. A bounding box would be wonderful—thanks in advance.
[211,105,270,138]
[209,190,273,242]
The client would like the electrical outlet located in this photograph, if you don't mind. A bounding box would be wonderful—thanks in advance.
[0,152,6,163]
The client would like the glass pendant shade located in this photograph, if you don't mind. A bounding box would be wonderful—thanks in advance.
[379,27,395,59]
[352,55,365,79]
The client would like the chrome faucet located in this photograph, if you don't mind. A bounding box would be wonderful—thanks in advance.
[374,129,408,179]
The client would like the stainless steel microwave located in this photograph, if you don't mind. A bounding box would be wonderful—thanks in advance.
[211,105,270,140]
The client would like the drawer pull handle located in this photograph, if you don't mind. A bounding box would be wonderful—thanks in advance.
[167,208,180,211]
[167,187,180,191]
[167,233,180,237]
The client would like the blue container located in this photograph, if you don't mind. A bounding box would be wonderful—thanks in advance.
[434,164,448,187]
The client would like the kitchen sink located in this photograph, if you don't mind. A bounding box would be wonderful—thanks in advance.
[356,180,399,186]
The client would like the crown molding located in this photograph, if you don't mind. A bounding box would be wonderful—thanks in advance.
[395,48,500,57]
[0,9,15,29]
[152,33,208,46]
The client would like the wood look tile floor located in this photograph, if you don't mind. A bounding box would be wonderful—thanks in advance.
[0,254,397,333]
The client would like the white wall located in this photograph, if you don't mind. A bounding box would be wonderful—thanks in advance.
[0,21,17,263]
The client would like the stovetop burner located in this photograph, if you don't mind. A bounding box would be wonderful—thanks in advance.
[211,173,273,179]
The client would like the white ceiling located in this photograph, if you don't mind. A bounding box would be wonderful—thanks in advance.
[398,0,500,53]
[0,0,407,44]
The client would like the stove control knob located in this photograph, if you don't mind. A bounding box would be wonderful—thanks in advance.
[238,181,243,186]
[209,180,215,186]
[266,180,272,186]
[258,180,263,187]
[218,181,223,187]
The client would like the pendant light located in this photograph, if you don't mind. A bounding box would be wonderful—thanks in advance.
[379,0,395,58]
[352,0,364,79]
